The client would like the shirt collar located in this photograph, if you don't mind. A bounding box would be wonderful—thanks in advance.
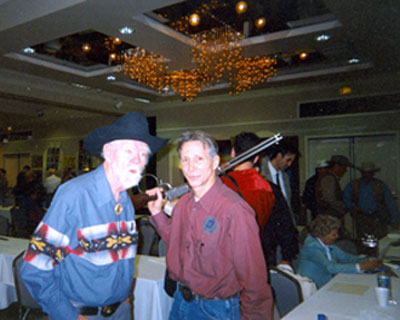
[191,178,221,212]
[268,161,278,177]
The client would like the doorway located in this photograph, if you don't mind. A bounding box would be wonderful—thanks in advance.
[3,153,30,188]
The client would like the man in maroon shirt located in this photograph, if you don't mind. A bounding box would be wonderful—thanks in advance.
[147,130,273,320]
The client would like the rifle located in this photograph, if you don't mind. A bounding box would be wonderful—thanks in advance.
[131,133,283,208]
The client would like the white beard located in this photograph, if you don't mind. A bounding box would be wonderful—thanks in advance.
[121,171,142,190]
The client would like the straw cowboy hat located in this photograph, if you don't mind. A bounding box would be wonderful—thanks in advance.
[360,162,380,173]
[84,112,168,157]
[328,155,354,167]
[316,160,330,168]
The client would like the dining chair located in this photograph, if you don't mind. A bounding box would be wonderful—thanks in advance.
[0,215,8,235]
[269,267,303,317]
[12,251,43,320]
[136,216,158,255]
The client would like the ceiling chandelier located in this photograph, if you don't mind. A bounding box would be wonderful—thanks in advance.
[120,3,277,101]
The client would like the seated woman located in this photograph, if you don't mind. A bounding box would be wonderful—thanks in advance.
[297,215,382,288]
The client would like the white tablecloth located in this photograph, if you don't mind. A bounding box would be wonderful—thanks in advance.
[282,273,400,320]
[0,241,173,319]
[133,255,173,320]
[380,233,400,258]
[0,236,29,309]
[0,206,12,224]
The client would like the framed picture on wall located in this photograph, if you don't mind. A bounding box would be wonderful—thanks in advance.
[31,155,43,169]
[63,156,76,170]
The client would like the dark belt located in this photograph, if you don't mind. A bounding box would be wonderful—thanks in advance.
[178,283,238,303]
[76,301,121,317]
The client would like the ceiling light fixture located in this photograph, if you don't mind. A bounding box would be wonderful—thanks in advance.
[119,26,134,35]
[348,58,359,64]
[134,97,151,104]
[107,75,116,81]
[114,100,123,109]
[23,47,35,54]
[235,1,248,14]
[71,83,90,89]
[339,86,352,95]
[299,52,308,60]
[121,26,277,101]
[82,43,91,52]
[189,13,201,26]
[316,34,330,42]
[255,17,266,28]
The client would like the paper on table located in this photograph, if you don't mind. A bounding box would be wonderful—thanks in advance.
[327,282,369,295]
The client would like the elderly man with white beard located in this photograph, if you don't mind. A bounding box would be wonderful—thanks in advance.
[20,113,168,320]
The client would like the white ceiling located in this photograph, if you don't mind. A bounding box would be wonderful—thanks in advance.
[1,0,399,129]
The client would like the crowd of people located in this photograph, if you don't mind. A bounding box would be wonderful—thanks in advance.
[0,112,397,319]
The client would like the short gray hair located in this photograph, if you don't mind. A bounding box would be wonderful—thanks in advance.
[177,130,219,159]
[309,215,341,238]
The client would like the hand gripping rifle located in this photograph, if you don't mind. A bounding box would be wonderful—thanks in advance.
[131,133,283,208]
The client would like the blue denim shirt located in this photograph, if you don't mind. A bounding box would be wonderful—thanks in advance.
[21,165,138,320]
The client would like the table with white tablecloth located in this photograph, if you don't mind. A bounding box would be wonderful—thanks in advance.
[133,255,173,320]
[0,236,29,309]
[283,273,400,320]
[0,205,13,224]
[0,239,173,320]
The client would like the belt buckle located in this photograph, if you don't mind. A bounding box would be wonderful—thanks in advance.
[101,302,121,317]
[180,285,195,302]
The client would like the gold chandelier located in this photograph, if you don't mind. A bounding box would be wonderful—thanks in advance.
[120,26,277,101]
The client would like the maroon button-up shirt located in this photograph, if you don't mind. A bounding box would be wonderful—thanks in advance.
[150,178,273,320]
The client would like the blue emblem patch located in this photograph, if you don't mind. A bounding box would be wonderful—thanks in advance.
[203,217,218,234]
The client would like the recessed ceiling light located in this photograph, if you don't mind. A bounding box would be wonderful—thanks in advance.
[236,1,248,14]
[134,98,150,104]
[299,52,308,60]
[348,58,359,64]
[107,75,116,81]
[255,17,266,29]
[189,13,200,26]
[82,43,91,52]
[23,47,35,53]
[119,26,134,35]
[316,34,330,42]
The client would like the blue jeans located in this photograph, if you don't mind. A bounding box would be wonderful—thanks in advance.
[169,290,240,320]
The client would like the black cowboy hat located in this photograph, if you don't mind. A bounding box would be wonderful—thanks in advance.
[83,112,168,157]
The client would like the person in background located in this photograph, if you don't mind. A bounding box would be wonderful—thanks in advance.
[61,167,77,184]
[13,165,31,206]
[263,181,299,268]
[44,166,62,204]
[220,132,298,268]
[0,168,8,205]
[260,142,299,225]
[297,215,383,288]
[343,162,399,240]
[20,112,168,320]
[147,130,273,320]
[302,160,330,220]
[315,155,353,219]
[221,132,275,237]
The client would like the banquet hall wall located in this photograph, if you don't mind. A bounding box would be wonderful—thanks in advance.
[0,72,399,199]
